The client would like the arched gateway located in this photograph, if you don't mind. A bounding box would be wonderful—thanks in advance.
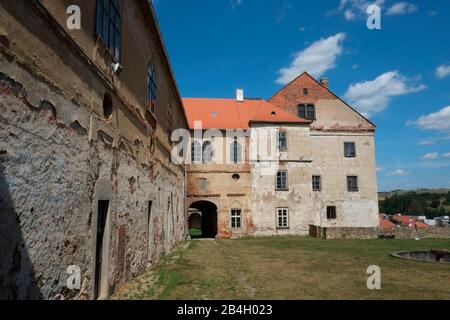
[188,201,218,239]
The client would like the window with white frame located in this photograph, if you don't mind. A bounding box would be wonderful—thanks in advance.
[231,209,241,229]
[277,208,289,228]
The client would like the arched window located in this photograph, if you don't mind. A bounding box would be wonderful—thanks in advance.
[191,141,201,163]
[202,141,212,163]
[230,138,242,164]
[147,63,157,114]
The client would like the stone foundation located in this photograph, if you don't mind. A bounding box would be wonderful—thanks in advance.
[309,225,450,240]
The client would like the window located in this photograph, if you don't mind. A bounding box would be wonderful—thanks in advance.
[95,0,121,61]
[278,131,287,151]
[230,138,242,164]
[198,178,207,190]
[303,88,309,96]
[344,142,356,158]
[276,171,288,191]
[277,208,289,228]
[147,63,157,114]
[191,141,201,163]
[312,176,321,191]
[202,141,212,163]
[231,210,241,229]
[327,206,337,220]
[103,93,113,119]
[298,104,316,120]
[232,174,240,181]
[347,176,359,192]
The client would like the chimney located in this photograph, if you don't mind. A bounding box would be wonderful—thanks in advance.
[236,89,244,102]
[320,77,329,89]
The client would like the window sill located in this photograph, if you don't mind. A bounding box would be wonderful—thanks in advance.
[276,189,289,192]
[276,227,290,230]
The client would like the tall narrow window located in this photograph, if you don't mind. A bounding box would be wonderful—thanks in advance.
[276,171,288,191]
[147,63,157,114]
[95,0,121,61]
[191,141,201,163]
[278,131,287,151]
[231,210,242,229]
[312,176,321,191]
[303,88,309,96]
[230,138,242,164]
[277,208,289,228]
[347,176,359,192]
[344,142,356,158]
[202,141,212,163]
[298,104,315,120]
[327,206,337,220]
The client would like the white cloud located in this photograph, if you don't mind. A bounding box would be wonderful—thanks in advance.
[387,169,409,177]
[436,64,450,79]
[344,71,426,117]
[408,106,450,132]
[419,139,435,146]
[443,153,450,158]
[421,152,439,160]
[338,0,385,20]
[230,0,242,9]
[276,33,346,85]
[386,2,418,16]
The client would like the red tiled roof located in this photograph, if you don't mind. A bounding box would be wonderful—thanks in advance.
[182,98,310,129]
[391,215,430,229]
[379,215,396,230]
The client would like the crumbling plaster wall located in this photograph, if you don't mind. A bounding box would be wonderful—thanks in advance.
[250,125,313,236]
[0,0,186,300]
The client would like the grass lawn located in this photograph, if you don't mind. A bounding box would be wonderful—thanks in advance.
[112,237,450,300]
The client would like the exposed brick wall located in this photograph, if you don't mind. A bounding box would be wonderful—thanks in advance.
[269,73,336,117]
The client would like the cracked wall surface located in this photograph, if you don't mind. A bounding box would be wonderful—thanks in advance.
[0,0,187,300]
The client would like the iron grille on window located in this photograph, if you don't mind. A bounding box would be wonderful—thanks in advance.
[95,0,121,61]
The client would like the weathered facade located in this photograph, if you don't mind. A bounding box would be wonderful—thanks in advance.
[0,0,187,299]
[183,73,379,238]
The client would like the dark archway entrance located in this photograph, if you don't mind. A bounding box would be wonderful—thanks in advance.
[189,201,218,239]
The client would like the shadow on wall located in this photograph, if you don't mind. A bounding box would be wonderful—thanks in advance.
[0,162,41,299]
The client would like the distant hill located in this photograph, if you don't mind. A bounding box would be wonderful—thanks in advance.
[379,189,450,219]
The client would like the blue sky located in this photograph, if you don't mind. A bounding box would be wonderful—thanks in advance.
[153,0,450,192]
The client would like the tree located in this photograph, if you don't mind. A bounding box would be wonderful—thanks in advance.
[430,199,441,209]
[408,199,425,215]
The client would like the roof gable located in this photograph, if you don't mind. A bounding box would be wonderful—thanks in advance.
[269,72,376,129]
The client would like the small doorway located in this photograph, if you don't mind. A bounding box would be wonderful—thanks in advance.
[94,200,109,300]
[147,201,153,261]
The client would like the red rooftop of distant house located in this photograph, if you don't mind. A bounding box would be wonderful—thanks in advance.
[379,214,396,230]
[182,98,310,130]
[391,215,430,229]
